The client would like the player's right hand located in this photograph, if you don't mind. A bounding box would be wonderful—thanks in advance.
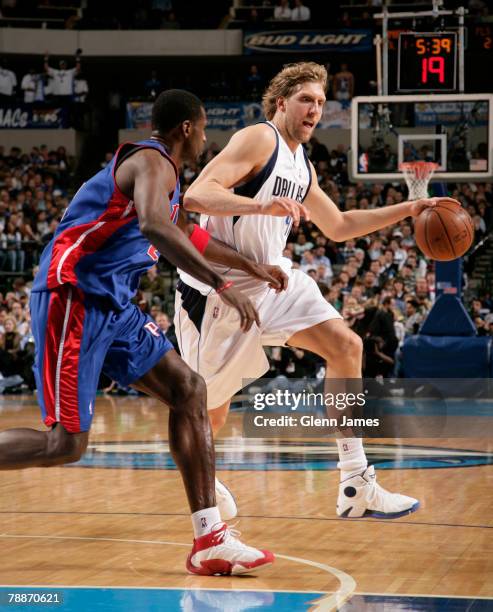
[218,285,260,332]
[248,263,288,293]
[260,197,310,227]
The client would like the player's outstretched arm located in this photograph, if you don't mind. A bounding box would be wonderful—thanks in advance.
[183,124,309,225]
[304,163,455,241]
[117,149,260,331]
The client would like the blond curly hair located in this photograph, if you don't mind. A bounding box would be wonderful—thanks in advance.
[262,62,327,121]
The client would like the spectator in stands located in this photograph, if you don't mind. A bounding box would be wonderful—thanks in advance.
[293,232,313,257]
[338,271,352,295]
[156,312,170,332]
[414,275,430,300]
[473,214,486,242]
[274,0,292,21]
[43,50,81,104]
[144,70,163,101]
[309,136,330,164]
[5,214,25,272]
[368,296,399,360]
[156,311,178,349]
[389,237,407,268]
[333,63,354,104]
[316,264,332,285]
[73,73,89,103]
[400,264,417,291]
[404,299,423,336]
[291,0,311,21]
[38,73,54,103]
[10,300,28,335]
[381,248,398,279]
[363,335,394,378]
[0,316,21,377]
[362,270,380,298]
[400,224,416,248]
[139,264,166,306]
[160,11,180,29]
[0,58,17,101]
[392,277,406,313]
[368,237,383,261]
[470,298,484,320]
[40,219,59,244]
[312,245,333,271]
[341,238,357,262]
[300,249,316,274]
[245,64,263,100]
[21,68,40,104]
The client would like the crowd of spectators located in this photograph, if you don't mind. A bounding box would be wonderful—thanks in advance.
[0,139,492,392]
[0,0,490,31]
[0,143,70,390]
[0,53,88,107]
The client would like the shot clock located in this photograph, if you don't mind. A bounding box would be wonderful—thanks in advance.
[397,32,458,92]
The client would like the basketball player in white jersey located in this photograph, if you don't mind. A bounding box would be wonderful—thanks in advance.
[176,62,456,520]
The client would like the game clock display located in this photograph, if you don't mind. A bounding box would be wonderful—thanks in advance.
[398,32,458,92]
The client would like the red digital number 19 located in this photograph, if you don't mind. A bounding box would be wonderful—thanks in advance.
[421,56,445,83]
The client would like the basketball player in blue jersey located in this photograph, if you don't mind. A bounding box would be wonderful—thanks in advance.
[0,89,310,576]
[176,63,461,521]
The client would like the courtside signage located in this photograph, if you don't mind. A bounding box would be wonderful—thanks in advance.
[244,30,372,54]
[0,105,68,129]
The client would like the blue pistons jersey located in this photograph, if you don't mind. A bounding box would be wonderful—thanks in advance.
[33,139,180,310]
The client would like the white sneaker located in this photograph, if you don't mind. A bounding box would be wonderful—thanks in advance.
[186,522,274,576]
[215,477,238,521]
[337,465,420,519]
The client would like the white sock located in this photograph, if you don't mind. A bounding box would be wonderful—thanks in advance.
[336,438,368,481]
[191,506,222,538]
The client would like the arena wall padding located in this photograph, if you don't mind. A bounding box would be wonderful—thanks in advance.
[402,335,492,378]
[419,295,476,337]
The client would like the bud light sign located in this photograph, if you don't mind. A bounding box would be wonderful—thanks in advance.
[244,30,372,54]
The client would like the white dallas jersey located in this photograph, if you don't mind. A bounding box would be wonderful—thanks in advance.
[179,121,312,296]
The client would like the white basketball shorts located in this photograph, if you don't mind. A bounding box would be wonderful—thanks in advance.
[174,269,342,409]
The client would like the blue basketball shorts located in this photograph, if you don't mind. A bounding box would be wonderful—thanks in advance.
[30,285,173,433]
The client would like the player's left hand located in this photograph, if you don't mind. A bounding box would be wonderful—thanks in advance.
[408,197,460,217]
[249,264,289,292]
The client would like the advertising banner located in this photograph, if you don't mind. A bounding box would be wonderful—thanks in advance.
[0,105,68,129]
[244,29,372,54]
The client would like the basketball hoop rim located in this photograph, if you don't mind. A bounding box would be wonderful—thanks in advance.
[399,161,439,176]
[399,161,439,198]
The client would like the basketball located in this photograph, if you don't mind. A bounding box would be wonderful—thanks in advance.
[414,200,474,261]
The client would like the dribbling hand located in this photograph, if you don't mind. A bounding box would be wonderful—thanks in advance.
[408,197,460,218]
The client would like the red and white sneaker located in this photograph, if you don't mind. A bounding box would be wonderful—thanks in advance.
[186,523,274,576]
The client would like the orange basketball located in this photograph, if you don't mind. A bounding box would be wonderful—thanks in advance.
[413,199,474,261]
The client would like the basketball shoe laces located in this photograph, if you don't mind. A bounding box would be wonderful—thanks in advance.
[209,523,256,560]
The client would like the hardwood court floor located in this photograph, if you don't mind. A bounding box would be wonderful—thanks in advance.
[0,394,492,609]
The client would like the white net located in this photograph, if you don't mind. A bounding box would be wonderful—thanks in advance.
[400,161,438,200]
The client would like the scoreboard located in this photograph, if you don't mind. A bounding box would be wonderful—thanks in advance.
[397,32,458,92]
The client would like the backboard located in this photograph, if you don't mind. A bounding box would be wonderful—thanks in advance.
[350,94,493,182]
